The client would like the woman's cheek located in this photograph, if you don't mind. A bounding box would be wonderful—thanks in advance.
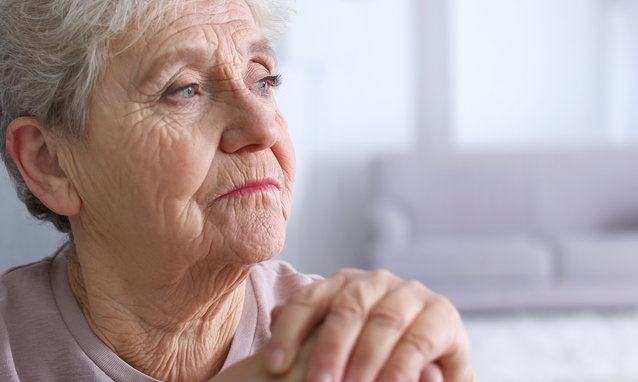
[142,133,216,243]
[148,122,215,199]
[273,126,296,219]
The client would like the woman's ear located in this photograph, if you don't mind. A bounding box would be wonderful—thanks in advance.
[6,117,81,217]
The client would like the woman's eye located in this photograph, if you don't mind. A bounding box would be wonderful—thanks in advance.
[252,80,270,93]
[251,75,282,95]
[164,83,201,102]
[177,84,200,99]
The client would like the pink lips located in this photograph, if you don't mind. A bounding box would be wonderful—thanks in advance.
[215,179,279,202]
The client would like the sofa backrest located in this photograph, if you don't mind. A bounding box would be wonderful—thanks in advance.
[537,149,638,234]
[369,148,638,238]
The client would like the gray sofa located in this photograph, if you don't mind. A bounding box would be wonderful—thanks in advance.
[368,148,638,311]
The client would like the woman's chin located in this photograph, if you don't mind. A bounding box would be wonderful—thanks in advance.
[231,216,287,264]
[201,206,288,265]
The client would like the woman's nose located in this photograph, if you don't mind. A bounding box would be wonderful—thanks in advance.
[219,94,280,154]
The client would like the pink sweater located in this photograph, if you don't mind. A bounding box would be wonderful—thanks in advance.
[0,246,320,381]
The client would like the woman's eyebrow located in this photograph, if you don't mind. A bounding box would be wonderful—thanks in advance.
[249,39,277,67]
[135,43,216,88]
[136,39,275,89]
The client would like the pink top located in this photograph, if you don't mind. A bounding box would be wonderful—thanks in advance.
[0,245,320,381]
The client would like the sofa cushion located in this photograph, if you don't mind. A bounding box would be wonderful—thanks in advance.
[558,234,638,282]
[368,148,638,310]
[372,235,552,288]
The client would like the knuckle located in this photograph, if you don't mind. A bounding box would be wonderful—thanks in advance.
[371,268,396,282]
[368,309,406,331]
[327,274,384,323]
[330,293,366,322]
[432,294,460,317]
[429,293,447,307]
[334,268,362,280]
[405,279,428,294]
[402,331,436,357]
[402,280,430,301]
[288,282,325,307]
[343,277,376,304]
[349,278,374,299]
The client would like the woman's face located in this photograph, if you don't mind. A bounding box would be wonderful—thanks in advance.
[61,0,295,276]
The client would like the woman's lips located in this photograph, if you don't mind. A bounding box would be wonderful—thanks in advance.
[215,179,279,202]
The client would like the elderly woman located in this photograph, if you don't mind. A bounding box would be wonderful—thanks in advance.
[0,0,474,381]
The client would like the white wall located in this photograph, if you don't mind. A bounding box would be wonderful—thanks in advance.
[448,0,638,148]
[275,0,417,275]
[451,0,606,147]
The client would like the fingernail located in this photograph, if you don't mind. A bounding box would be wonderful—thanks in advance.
[309,369,332,382]
[266,348,286,370]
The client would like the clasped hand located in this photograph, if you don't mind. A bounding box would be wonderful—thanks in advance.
[216,269,475,382]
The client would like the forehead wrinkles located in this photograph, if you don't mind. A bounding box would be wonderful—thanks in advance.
[127,1,258,78]
[219,21,255,68]
[202,21,260,98]
[164,0,257,56]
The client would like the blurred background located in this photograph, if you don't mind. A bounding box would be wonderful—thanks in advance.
[1,0,638,381]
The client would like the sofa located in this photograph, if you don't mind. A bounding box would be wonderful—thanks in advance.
[368,147,638,311]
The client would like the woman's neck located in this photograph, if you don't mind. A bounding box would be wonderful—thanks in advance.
[66,244,249,382]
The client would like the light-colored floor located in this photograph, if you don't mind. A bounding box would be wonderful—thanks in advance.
[463,310,638,382]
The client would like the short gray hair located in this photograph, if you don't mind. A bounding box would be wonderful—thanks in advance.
[0,0,293,233]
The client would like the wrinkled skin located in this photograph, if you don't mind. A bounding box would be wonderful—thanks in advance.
[66,0,295,288]
[59,1,295,379]
[6,0,474,381]
[217,268,474,382]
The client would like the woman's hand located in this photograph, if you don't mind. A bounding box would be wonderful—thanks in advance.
[264,269,475,382]
[211,332,319,382]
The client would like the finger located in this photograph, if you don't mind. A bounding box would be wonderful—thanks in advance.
[213,333,321,382]
[377,296,473,382]
[433,300,474,382]
[265,269,362,375]
[305,270,402,382]
[420,363,444,382]
[269,305,283,331]
[342,280,429,382]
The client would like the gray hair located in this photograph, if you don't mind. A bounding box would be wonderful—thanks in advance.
[0,0,293,233]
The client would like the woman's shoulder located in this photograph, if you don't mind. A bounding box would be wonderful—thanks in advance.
[0,246,68,332]
[250,260,323,296]
[0,253,65,380]
[222,260,324,363]
[0,244,69,302]
[246,260,323,319]
[0,256,56,303]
